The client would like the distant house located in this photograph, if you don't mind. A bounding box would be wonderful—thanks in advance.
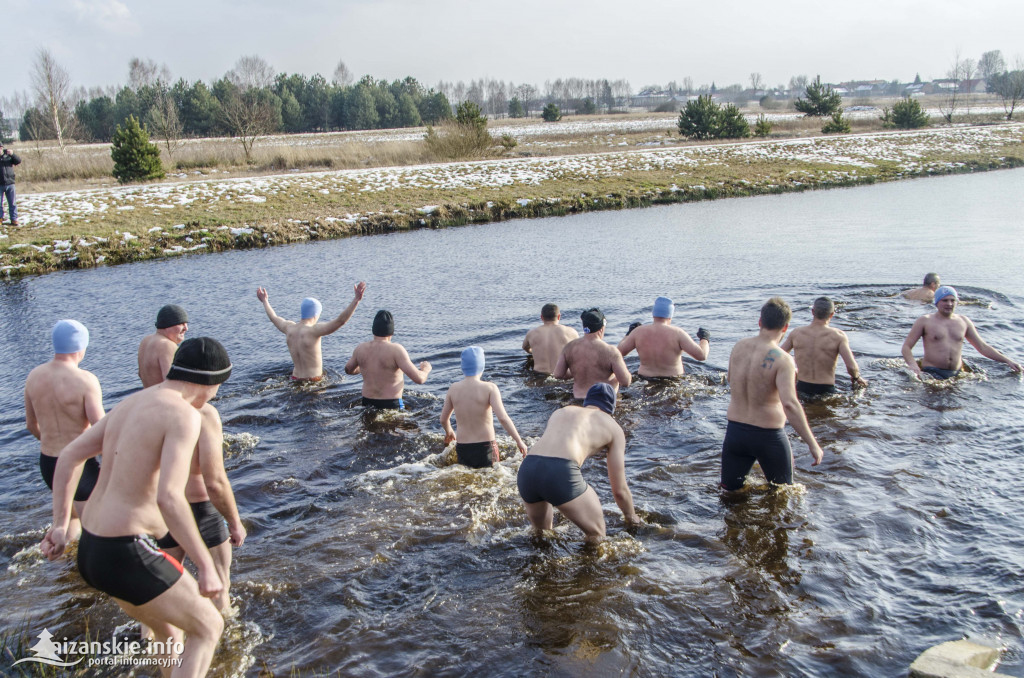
[630,90,688,110]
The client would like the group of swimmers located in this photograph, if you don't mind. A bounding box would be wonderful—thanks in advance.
[24,271,1021,675]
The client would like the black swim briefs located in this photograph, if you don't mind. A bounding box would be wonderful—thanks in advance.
[77,530,183,606]
[155,500,230,550]
[362,396,404,410]
[720,420,794,491]
[922,366,961,380]
[517,455,588,506]
[796,380,837,397]
[456,441,499,468]
[39,454,100,503]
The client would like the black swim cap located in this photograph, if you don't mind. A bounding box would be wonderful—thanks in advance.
[156,304,188,329]
[583,383,616,415]
[373,310,394,337]
[581,308,606,334]
[166,337,232,385]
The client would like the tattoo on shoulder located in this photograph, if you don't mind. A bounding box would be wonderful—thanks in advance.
[761,349,780,369]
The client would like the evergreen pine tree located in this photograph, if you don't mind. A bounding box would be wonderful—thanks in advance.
[110,115,165,184]
[541,103,562,122]
[794,76,843,117]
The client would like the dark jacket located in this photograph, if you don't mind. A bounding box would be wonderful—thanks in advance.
[0,150,21,185]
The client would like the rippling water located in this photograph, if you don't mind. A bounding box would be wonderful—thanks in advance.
[2,169,1023,676]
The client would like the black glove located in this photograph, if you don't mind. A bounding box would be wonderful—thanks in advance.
[697,327,710,341]
[626,321,642,337]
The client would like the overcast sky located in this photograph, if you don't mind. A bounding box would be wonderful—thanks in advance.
[9,0,1024,98]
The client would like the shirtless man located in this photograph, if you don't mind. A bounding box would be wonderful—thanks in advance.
[902,285,1021,380]
[780,296,868,397]
[903,273,941,302]
[25,320,104,542]
[40,337,232,676]
[522,304,578,375]
[617,296,710,378]
[256,282,367,380]
[155,403,245,612]
[138,304,188,388]
[441,347,528,468]
[721,298,824,491]
[344,310,431,409]
[553,308,632,399]
[517,383,638,543]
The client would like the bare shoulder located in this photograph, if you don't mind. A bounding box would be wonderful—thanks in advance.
[199,402,222,426]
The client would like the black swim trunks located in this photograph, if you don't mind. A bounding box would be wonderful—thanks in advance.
[155,500,230,550]
[77,530,183,606]
[517,455,588,506]
[39,454,100,503]
[720,420,794,491]
[796,380,837,397]
[456,441,499,468]
[922,366,961,380]
[362,396,404,410]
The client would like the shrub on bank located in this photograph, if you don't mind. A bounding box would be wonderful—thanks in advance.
[110,115,165,184]
[542,104,562,122]
[881,97,930,129]
[821,110,852,134]
[677,95,750,140]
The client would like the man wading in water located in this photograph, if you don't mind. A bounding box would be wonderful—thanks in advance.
[780,296,868,398]
[553,308,631,399]
[617,296,710,378]
[902,285,1022,380]
[522,303,578,375]
[345,310,432,410]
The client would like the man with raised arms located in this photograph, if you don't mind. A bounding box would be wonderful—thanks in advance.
[41,337,232,676]
[441,347,528,468]
[154,402,245,613]
[902,285,1021,380]
[522,303,579,375]
[25,320,105,543]
[780,296,868,397]
[721,298,824,491]
[256,282,367,381]
[617,296,710,378]
[345,310,431,410]
[903,273,941,303]
[553,308,632,399]
[517,383,638,543]
[138,304,189,388]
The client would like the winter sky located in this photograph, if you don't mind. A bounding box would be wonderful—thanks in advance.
[9,0,1024,96]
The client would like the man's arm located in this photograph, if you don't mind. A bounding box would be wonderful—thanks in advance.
[779,334,794,353]
[964,318,1023,372]
[256,287,290,333]
[440,391,456,445]
[344,347,361,375]
[40,418,108,559]
[395,346,431,384]
[901,318,926,378]
[605,424,637,523]
[617,332,636,357]
[522,331,533,354]
[157,408,223,599]
[313,282,366,337]
[838,333,868,387]
[84,374,106,424]
[679,330,709,361]
[552,349,571,379]
[24,386,40,439]
[491,384,527,456]
[196,406,245,547]
[776,359,823,465]
[611,350,632,389]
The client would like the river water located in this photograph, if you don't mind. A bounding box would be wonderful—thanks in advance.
[2,168,1023,676]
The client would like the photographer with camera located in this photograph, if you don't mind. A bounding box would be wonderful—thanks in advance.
[0,142,22,225]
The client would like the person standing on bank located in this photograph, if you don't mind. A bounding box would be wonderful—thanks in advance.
[0,143,22,225]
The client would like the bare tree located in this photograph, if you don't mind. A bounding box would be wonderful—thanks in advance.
[749,72,765,91]
[221,56,278,163]
[939,51,967,123]
[146,88,184,160]
[228,55,275,90]
[682,77,693,95]
[961,58,976,115]
[128,57,171,90]
[30,48,78,153]
[332,59,353,87]
[992,57,1024,120]
[978,50,1005,86]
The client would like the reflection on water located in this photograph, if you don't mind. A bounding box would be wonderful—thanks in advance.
[2,169,1024,675]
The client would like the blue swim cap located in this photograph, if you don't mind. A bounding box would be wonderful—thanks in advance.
[300,297,322,320]
[52,319,89,354]
[583,383,616,415]
[653,296,674,319]
[934,286,958,305]
[461,346,485,376]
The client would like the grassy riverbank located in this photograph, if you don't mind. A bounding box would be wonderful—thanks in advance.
[2,124,1022,277]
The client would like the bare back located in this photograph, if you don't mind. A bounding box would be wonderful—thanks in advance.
[524,323,578,374]
[784,324,844,384]
[349,340,408,399]
[903,287,935,302]
[561,337,629,399]
[25,361,103,456]
[727,336,791,429]
[623,323,692,377]
[285,322,325,378]
[528,406,620,466]
[82,384,202,537]
[445,379,498,444]
[137,333,179,387]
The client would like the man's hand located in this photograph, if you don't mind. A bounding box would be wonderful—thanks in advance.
[197,566,224,599]
[516,440,528,456]
[808,442,824,466]
[1007,360,1022,373]
[419,361,432,374]
[443,430,456,446]
[40,526,67,561]
[353,281,366,300]
[697,327,711,342]
[256,287,268,303]
[229,521,247,548]
[852,375,868,389]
